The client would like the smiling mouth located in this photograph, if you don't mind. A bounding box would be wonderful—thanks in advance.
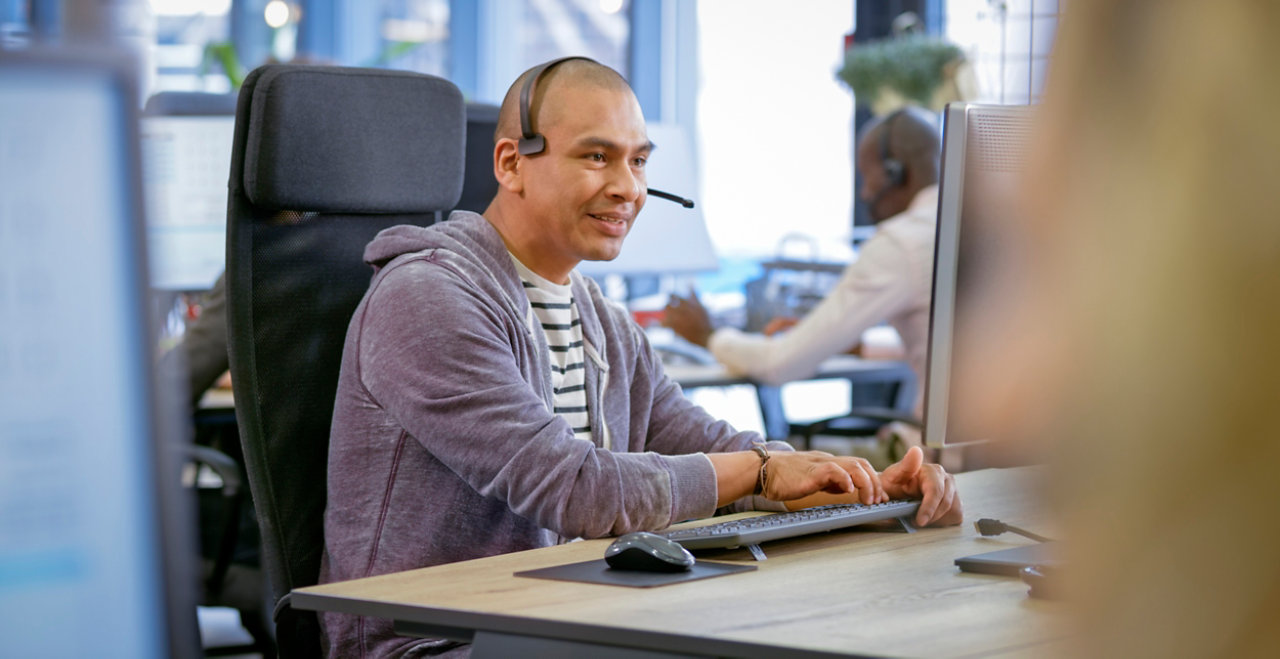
[588,213,629,226]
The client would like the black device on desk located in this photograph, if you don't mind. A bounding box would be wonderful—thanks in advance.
[605,532,695,573]
[660,500,920,550]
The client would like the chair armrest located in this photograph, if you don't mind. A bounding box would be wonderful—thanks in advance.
[185,444,243,497]
[181,444,246,595]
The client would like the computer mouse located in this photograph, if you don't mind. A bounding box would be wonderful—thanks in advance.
[604,532,695,573]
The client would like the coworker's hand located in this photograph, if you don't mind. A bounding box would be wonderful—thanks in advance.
[663,290,714,347]
[762,316,798,336]
[765,452,886,505]
[881,446,963,527]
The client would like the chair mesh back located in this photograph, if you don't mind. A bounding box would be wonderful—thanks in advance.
[225,64,464,658]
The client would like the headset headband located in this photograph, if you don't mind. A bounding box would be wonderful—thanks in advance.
[518,56,598,156]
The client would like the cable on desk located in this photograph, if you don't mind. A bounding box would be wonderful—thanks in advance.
[974,518,1052,543]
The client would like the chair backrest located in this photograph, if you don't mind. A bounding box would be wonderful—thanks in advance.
[456,102,500,214]
[225,64,464,658]
[143,90,238,116]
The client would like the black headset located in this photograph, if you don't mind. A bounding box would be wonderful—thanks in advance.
[516,56,694,209]
[879,108,907,188]
[517,56,594,156]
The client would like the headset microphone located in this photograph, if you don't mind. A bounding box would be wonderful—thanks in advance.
[647,188,695,209]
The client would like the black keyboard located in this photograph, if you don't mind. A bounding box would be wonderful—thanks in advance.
[659,500,921,550]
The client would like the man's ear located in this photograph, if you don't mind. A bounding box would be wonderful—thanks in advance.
[494,138,524,194]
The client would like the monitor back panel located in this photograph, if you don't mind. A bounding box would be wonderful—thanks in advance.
[0,50,198,658]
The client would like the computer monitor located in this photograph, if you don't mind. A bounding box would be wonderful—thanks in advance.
[923,102,1036,447]
[0,50,199,657]
[140,99,236,292]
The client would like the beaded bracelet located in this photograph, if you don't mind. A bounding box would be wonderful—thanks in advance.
[750,443,771,495]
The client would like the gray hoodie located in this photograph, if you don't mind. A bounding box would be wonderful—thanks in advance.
[320,212,786,657]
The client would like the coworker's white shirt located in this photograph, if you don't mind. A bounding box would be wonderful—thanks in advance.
[708,185,938,415]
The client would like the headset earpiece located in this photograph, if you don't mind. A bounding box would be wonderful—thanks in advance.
[517,56,598,156]
[513,56,696,210]
[879,109,907,188]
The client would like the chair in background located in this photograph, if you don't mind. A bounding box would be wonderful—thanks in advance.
[143,90,238,116]
[757,364,919,452]
[780,373,919,450]
[225,64,465,658]
[456,102,500,214]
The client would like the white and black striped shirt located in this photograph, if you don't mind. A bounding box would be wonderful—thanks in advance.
[511,257,592,442]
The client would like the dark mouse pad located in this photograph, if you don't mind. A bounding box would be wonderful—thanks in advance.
[515,559,755,588]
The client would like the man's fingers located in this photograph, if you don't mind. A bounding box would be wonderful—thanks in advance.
[817,462,855,495]
[892,445,924,479]
[914,467,958,526]
[840,458,880,504]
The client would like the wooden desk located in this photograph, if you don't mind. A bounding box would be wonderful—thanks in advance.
[197,386,235,411]
[293,467,1065,658]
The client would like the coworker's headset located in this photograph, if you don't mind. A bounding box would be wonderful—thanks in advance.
[867,108,907,211]
[517,56,695,209]
[879,109,908,187]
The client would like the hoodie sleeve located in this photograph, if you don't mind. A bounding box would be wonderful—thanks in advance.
[354,255,720,538]
[621,317,795,513]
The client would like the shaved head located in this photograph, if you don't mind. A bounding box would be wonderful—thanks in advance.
[495,58,635,145]
[857,106,942,187]
[483,56,649,284]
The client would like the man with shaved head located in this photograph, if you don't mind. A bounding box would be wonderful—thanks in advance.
[321,61,959,657]
[665,106,944,427]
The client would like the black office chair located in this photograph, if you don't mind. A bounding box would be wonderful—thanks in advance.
[144,89,239,116]
[456,102,500,214]
[225,64,464,658]
[758,364,919,452]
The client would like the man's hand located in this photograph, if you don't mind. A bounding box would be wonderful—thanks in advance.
[663,291,714,347]
[881,446,963,527]
[762,316,799,336]
[764,451,886,505]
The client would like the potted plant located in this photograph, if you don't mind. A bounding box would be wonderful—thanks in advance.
[837,35,975,115]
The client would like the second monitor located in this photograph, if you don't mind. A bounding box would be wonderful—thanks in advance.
[924,102,1037,448]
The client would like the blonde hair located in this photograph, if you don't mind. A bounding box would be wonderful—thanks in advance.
[997,2,1280,656]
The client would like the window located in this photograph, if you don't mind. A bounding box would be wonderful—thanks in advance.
[695,0,857,260]
[151,0,234,93]
[945,0,1063,104]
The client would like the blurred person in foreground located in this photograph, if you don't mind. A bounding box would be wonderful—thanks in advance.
[969,1,1280,657]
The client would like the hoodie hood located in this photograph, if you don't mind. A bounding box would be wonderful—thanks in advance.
[364,210,504,272]
[363,211,528,332]
[362,211,611,366]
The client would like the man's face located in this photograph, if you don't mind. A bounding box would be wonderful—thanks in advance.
[518,83,650,280]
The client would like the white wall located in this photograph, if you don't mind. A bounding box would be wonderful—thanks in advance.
[696,0,856,261]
